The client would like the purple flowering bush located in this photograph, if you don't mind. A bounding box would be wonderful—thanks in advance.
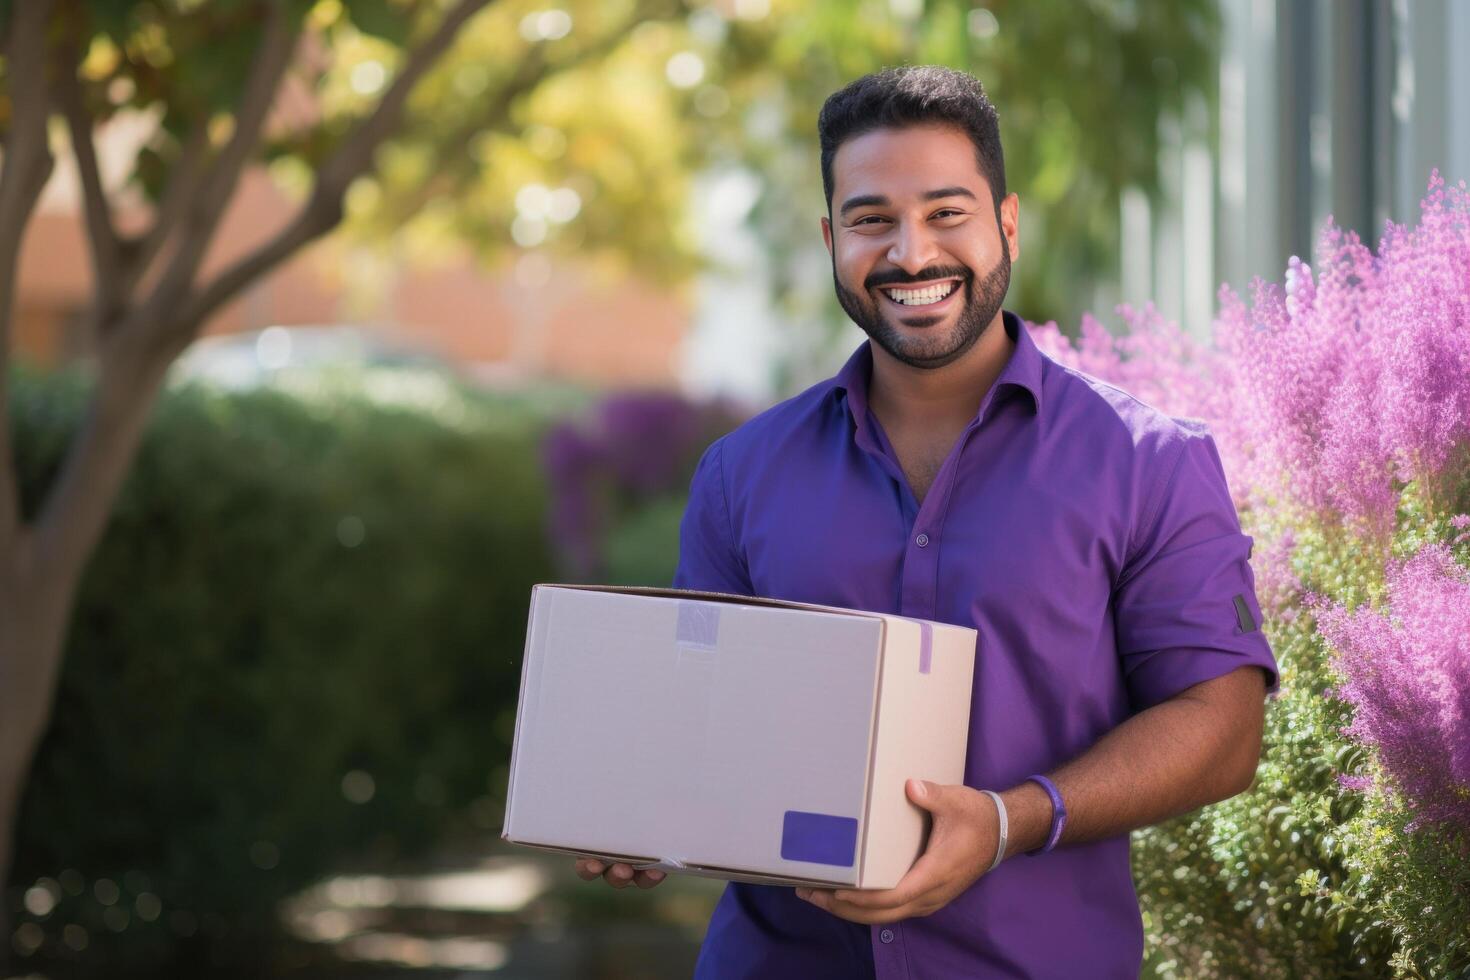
[1037,175,1470,976]
[1317,545,1470,830]
[541,391,746,584]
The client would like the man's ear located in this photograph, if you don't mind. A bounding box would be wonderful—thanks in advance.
[821,214,833,257]
[999,193,1020,263]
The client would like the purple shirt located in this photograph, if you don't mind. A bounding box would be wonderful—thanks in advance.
[673,312,1279,979]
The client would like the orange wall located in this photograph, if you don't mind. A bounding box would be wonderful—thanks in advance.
[14,167,691,389]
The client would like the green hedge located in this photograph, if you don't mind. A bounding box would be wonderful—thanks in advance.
[5,366,556,975]
[1134,505,1470,978]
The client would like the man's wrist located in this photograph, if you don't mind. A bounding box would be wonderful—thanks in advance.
[997,780,1053,857]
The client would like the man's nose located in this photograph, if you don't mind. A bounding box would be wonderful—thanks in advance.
[885,220,940,274]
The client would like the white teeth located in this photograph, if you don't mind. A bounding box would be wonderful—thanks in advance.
[883,282,958,306]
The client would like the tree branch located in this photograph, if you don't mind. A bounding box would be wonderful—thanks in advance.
[166,0,496,343]
[29,337,170,586]
[393,0,697,237]
[132,0,300,329]
[314,0,493,197]
[27,1,300,585]
[374,0,674,230]
[30,0,501,582]
[0,0,59,556]
[124,121,207,299]
[372,43,554,227]
[163,197,336,347]
[56,35,125,325]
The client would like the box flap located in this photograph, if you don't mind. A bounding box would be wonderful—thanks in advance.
[501,584,554,841]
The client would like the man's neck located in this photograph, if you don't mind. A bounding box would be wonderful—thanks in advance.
[867,314,1016,433]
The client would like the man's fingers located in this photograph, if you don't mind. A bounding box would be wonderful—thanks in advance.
[796,888,916,924]
[823,852,943,910]
[573,859,665,889]
[796,888,831,911]
[825,886,915,910]
[828,871,926,909]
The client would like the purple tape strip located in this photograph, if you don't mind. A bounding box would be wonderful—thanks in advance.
[676,601,720,650]
[918,620,932,674]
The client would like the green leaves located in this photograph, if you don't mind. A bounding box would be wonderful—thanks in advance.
[339,0,415,44]
[32,0,1217,369]
[1134,502,1470,977]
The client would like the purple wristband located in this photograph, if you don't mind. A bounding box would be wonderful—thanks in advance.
[1025,774,1066,854]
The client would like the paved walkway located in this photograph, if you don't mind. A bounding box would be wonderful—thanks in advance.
[276,839,724,978]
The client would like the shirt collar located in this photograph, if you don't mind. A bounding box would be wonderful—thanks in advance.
[834,310,1047,429]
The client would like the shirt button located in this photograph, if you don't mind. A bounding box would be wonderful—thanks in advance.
[914,533,930,548]
[880,928,895,944]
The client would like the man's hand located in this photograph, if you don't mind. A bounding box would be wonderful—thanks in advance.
[796,668,1270,927]
[573,858,666,890]
[795,778,999,924]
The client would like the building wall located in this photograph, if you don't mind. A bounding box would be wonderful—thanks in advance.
[14,151,690,390]
[1123,0,1468,338]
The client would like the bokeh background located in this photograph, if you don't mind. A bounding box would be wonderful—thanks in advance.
[2,1,1468,977]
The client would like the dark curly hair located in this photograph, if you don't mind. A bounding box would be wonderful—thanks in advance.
[818,65,1006,214]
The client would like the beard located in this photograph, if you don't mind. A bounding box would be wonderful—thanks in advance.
[832,235,1011,370]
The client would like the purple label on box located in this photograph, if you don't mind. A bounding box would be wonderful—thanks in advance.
[780,810,858,867]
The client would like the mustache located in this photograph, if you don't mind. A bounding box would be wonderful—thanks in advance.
[864,265,972,290]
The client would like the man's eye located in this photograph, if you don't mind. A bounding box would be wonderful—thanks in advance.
[853,215,888,225]
[932,208,965,220]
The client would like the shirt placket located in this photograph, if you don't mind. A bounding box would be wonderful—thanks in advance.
[864,395,1000,980]
[871,921,910,979]
[876,419,983,623]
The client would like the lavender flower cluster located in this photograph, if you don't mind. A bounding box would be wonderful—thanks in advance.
[1033,174,1470,831]
[541,391,744,578]
[1033,173,1470,532]
[1315,544,1470,832]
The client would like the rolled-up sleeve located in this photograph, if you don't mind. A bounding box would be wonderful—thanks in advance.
[672,438,754,596]
[1113,428,1280,712]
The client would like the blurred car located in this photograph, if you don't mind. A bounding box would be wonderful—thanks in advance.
[170,324,458,390]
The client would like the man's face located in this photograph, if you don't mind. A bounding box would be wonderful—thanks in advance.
[821,123,1019,370]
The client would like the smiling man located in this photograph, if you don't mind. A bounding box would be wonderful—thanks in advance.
[575,66,1279,979]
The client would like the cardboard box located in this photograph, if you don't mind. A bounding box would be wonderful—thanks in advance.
[500,585,977,889]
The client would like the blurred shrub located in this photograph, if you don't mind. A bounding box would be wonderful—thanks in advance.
[541,391,746,586]
[5,366,554,975]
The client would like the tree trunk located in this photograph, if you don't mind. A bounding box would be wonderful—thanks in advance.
[0,3,502,964]
[0,534,75,970]
[0,714,18,968]
[0,352,169,965]
[0,695,28,969]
